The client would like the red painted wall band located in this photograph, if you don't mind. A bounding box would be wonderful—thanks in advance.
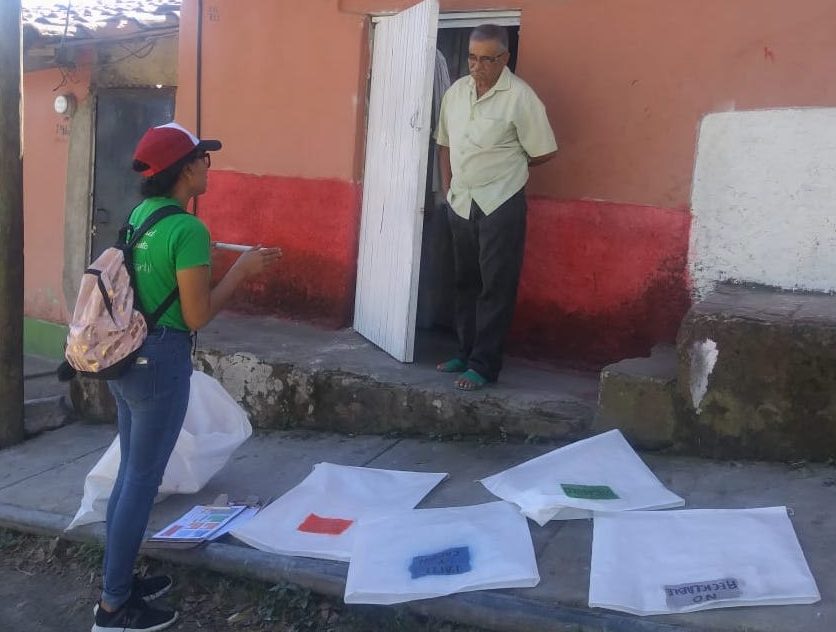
[199,171,691,365]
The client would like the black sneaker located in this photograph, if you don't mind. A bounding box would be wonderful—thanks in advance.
[91,591,178,632]
[135,574,173,601]
[92,575,173,615]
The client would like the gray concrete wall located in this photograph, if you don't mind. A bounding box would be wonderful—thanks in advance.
[676,286,836,462]
[94,34,178,88]
[62,95,94,311]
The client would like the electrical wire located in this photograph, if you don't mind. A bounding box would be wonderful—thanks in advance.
[48,1,168,90]
[52,0,74,91]
[58,0,72,51]
[103,38,157,65]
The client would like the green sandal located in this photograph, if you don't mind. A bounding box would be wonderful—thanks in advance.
[436,358,467,373]
[455,369,488,391]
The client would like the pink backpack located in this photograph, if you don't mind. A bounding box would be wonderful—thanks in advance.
[62,205,184,380]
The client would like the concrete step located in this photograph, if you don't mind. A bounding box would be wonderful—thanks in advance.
[71,315,601,442]
[24,395,72,436]
[24,356,73,436]
[65,286,836,461]
[675,284,836,462]
[596,284,836,462]
[593,344,679,450]
[64,284,836,462]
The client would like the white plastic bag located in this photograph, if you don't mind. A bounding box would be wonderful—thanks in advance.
[344,501,540,605]
[480,429,684,525]
[589,507,821,615]
[66,371,252,530]
[230,463,447,561]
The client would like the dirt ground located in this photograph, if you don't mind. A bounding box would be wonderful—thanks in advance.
[0,529,484,632]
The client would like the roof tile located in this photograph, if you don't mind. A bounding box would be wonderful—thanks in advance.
[22,1,180,45]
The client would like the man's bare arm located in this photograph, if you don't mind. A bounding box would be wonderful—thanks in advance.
[438,144,452,197]
[528,150,557,167]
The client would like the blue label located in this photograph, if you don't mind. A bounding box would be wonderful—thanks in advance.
[409,546,472,579]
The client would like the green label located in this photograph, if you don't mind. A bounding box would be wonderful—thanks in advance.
[560,484,619,500]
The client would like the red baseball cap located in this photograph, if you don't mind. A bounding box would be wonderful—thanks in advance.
[133,122,222,177]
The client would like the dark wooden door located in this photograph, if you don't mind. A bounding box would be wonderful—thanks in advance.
[91,88,175,259]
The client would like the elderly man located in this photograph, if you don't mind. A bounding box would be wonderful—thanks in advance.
[434,24,557,391]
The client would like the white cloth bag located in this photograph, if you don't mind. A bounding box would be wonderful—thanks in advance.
[589,507,821,615]
[230,463,447,561]
[66,371,252,530]
[344,501,540,605]
[480,429,684,525]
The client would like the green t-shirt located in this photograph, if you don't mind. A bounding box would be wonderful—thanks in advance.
[128,197,211,331]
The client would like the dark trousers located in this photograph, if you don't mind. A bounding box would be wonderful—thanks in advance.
[448,188,526,382]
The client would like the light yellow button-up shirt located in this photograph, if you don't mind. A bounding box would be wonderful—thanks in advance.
[435,66,558,219]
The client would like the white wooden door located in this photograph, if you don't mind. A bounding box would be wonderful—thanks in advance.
[353,0,439,362]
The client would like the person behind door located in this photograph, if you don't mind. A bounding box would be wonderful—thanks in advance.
[435,24,557,390]
[92,122,281,632]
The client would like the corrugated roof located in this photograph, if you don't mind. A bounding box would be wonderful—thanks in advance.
[22,1,180,48]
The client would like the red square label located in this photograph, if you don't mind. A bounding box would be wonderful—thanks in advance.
[297,513,354,536]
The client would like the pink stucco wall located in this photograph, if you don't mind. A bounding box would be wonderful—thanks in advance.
[172,0,836,364]
[23,65,91,323]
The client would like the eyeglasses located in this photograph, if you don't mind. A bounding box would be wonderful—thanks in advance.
[196,153,211,168]
[468,52,505,65]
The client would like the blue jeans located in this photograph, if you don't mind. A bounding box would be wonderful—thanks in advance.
[102,327,192,608]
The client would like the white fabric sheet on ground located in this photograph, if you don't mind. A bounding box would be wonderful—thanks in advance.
[230,463,447,561]
[590,507,821,615]
[67,371,252,530]
[480,429,684,525]
[344,501,539,605]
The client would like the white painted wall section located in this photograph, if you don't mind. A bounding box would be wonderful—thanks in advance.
[689,339,718,413]
[690,108,836,298]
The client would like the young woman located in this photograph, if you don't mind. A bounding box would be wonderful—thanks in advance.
[92,122,280,632]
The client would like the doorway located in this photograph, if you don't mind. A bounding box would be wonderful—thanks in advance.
[415,16,520,338]
[90,87,175,259]
[354,2,521,363]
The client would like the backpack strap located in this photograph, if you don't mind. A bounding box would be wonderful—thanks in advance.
[124,204,185,248]
[120,204,186,328]
[146,285,181,329]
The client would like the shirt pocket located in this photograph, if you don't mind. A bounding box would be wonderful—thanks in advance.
[465,117,511,149]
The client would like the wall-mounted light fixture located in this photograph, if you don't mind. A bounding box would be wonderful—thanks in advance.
[53,93,77,116]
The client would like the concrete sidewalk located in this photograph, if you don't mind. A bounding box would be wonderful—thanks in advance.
[0,420,832,632]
